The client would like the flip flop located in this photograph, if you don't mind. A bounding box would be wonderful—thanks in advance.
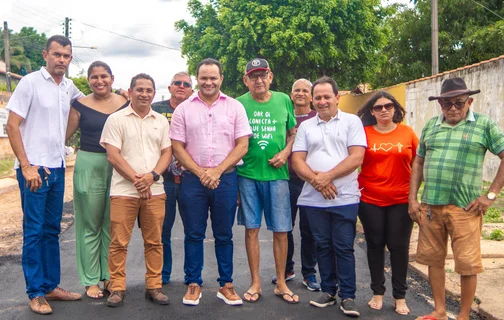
[85,286,104,299]
[243,291,261,303]
[274,291,299,304]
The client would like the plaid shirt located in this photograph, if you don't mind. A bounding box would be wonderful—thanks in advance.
[417,110,504,208]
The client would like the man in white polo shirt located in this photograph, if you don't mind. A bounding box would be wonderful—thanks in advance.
[291,76,366,317]
[6,35,84,315]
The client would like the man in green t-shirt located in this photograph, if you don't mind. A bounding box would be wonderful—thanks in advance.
[236,58,298,304]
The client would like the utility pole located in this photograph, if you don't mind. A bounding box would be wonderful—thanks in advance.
[64,17,71,77]
[431,0,439,75]
[3,21,12,93]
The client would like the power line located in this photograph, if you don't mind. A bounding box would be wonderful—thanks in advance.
[12,3,62,25]
[470,0,504,20]
[77,20,181,51]
[15,0,66,23]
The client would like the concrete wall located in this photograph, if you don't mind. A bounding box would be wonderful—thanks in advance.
[405,57,504,181]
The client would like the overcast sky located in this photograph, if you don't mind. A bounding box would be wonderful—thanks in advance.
[1,0,413,101]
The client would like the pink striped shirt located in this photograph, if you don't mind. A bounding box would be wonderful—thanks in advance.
[169,92,252,168]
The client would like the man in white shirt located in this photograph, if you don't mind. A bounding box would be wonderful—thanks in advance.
[6,35,84,315]
[292,76,366,317]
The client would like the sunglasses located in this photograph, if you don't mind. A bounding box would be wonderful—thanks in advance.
[438,98,469,110]
[172,81,192,88]
[372,103,394,112]
[248,72,269,82]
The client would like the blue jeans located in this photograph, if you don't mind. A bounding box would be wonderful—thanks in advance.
[286,178,317,278]
[303,204,358,299]
[179,170,238,287]
[161,180,181,283]
[17,167,65,299]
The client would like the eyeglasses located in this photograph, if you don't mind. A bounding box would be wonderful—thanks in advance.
[172,81,192,88]
[439,98,469,110]
[371,103,394,112]
[248,72,269,82]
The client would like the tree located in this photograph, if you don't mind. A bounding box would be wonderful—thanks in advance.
[176,0,387,96]
[70,76,92,95]
[0,27,47,74]
[373,0,504,88]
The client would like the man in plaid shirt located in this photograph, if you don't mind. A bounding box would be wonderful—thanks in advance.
[409,77,504,320]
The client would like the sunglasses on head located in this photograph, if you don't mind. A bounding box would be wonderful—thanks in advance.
[438,98,469,110]
[372,103,394,112]
[172,81,192,88]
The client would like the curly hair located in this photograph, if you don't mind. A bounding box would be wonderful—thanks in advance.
[357,91,406,126]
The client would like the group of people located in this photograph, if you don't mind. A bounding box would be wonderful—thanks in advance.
[6,35,504,320]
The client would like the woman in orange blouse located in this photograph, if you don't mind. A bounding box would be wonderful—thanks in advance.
[357,91,419,315]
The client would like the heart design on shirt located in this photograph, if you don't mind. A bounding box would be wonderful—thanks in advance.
[379,143,394,152]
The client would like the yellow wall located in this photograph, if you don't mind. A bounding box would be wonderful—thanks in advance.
[338,84,406,114]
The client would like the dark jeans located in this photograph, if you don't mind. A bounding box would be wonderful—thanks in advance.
[358,201,413,299]
[303,204,358,299]
[17,167,65,299]
[161,180,181,283]
[179,170,238,287]
[286,178,317,278]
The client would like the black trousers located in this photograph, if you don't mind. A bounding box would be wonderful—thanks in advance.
[358,201,413,299]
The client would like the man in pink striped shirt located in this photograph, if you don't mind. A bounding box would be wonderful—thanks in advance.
[170,58,252,307]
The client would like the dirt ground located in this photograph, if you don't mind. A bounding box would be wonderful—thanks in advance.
[0,166,75,257]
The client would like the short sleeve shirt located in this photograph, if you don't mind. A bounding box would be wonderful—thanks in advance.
[100,105,171,198]
[6,67,83,168]
[358,124,419,206]
[236,91,297,181]
[169,92,252,168]
[417,110,504,208]
[293,111,367,207]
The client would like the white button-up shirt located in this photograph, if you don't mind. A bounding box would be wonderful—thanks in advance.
[6,67,83,168]
[292,110,367,207]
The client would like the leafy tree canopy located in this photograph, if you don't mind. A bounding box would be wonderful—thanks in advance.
[0,27,47,74]
[176,0,387,96]
[373,0,504,87]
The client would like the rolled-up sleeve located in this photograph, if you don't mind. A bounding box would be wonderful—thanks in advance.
[169,105,186,143]
[100,114,122,150]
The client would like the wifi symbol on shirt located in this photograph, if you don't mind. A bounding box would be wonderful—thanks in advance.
[258,140,269,150]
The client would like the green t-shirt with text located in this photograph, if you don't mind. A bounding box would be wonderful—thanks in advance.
[236,91,296,181]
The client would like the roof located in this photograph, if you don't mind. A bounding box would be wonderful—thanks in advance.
[404,55,504,85]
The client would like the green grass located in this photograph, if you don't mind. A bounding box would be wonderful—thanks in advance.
[485,208,504,223]
[0,158,14,178]
[483,229,504,241]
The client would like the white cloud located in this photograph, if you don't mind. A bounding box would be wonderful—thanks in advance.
[0,0,193,101]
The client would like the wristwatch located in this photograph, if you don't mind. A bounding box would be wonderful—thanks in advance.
[487,192,497,200]
[151,171,160,182]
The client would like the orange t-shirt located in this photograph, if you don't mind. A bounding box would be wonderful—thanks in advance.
[358,123,419,206]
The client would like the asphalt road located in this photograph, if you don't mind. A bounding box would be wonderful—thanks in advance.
[0,207,436,320]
